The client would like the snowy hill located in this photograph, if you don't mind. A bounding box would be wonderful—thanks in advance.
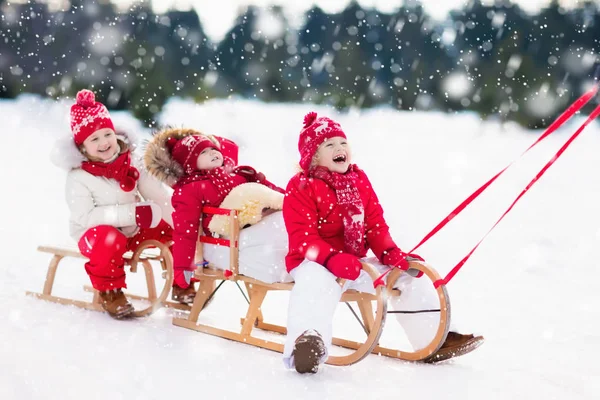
[1,95,599,399]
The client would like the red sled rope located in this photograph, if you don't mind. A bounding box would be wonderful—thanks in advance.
[374,84,600,288]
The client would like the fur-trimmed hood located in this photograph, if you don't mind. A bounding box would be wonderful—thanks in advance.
[51,129,139,171]
[143,127,221,187]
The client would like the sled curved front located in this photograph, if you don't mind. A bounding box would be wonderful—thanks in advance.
[372,260,451,362]
[26,240,175,317]
[130,239,174,317]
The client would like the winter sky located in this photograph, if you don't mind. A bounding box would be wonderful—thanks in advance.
[106,0,584,41]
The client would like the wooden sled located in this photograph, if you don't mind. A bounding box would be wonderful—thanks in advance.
[26,239,177,317]
[173,207,451,365]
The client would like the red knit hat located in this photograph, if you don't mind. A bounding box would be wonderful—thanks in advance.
[70,89,115,146]
[166,135,220,174]
[298,111,347,170]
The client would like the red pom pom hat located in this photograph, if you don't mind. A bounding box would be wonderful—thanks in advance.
[298,111,347,170]
[166,135,220,175]
[70,89,115,146]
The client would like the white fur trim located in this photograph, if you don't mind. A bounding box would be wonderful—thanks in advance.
[209,183,284,238]
[50,136,86,170]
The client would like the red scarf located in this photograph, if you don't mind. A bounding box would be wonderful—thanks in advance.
[174,166,239,205]
[81,151,139,192]
[310,165,365,256]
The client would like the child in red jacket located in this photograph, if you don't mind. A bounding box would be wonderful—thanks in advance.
[282,112,483,373]
[144,128,289,303]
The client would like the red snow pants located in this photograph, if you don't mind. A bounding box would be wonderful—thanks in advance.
[77,220,173,291]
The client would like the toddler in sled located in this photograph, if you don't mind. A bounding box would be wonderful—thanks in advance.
[52,90,174,319]
[282,112,484,373]
[144,128,291,304]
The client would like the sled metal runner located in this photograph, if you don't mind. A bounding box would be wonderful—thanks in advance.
[173,207,452,365]
[26,239,177,317]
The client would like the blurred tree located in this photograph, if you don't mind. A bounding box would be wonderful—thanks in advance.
[296,6,338,103]
[1,0,598,129]
[120,2,173,126]
[0,1,22,97]
[384,1,452,111]
[214,6,260,97]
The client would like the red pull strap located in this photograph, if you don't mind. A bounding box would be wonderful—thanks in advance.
[434,102,600,288]
[408,86,598,255]
[373,85,599,288]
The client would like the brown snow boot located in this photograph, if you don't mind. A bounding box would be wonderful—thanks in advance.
[98,288,135,319]
[422,331,484,363]
[171,284,196,304]
[292,330,326,374]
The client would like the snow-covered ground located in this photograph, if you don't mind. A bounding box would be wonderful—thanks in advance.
[1,95,599,399]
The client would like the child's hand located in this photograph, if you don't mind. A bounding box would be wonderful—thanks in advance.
[383,248,424,271]
[325,253,362,280]
[234,166,266,183]
[135,201,162,228]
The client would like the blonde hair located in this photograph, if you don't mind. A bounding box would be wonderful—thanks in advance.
[309,152,320,169]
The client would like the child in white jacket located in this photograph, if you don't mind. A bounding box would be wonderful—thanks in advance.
[53,89,174,319]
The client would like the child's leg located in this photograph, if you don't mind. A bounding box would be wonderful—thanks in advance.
[126,220,173,251]
[283,260,342,368]
[202,212,291,283]
[389,272,445,350]
[238,212,291,283]
[77,225,128,291]
[358,258,450,351]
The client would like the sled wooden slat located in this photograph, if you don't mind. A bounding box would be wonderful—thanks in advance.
[25,292,105,312]
[173,318,285,353]
[242,313,446,360]
[37,246,85,259]
[82,285,190,311]
[196,270,294,291]
[28,240,174,318]
[37,245,162,260]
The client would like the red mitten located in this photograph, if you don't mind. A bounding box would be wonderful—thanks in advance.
[234,166,258,181]
[135,201,162,229]
[382,248,424,271]
[325,253,362,280]
[234,166,284,193]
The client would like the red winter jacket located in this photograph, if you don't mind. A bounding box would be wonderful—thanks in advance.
[171,169,283,269]
[283,167,397,272]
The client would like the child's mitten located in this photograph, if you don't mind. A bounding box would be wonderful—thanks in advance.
[382,247,424,271]
[325,253,362,280]
[135,201,162,229]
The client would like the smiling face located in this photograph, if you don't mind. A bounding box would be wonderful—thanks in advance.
[314,136,351,173]
[81,128,119,162]
[196,147,224,170]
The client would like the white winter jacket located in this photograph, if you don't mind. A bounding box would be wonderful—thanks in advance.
[51,131,174,242]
